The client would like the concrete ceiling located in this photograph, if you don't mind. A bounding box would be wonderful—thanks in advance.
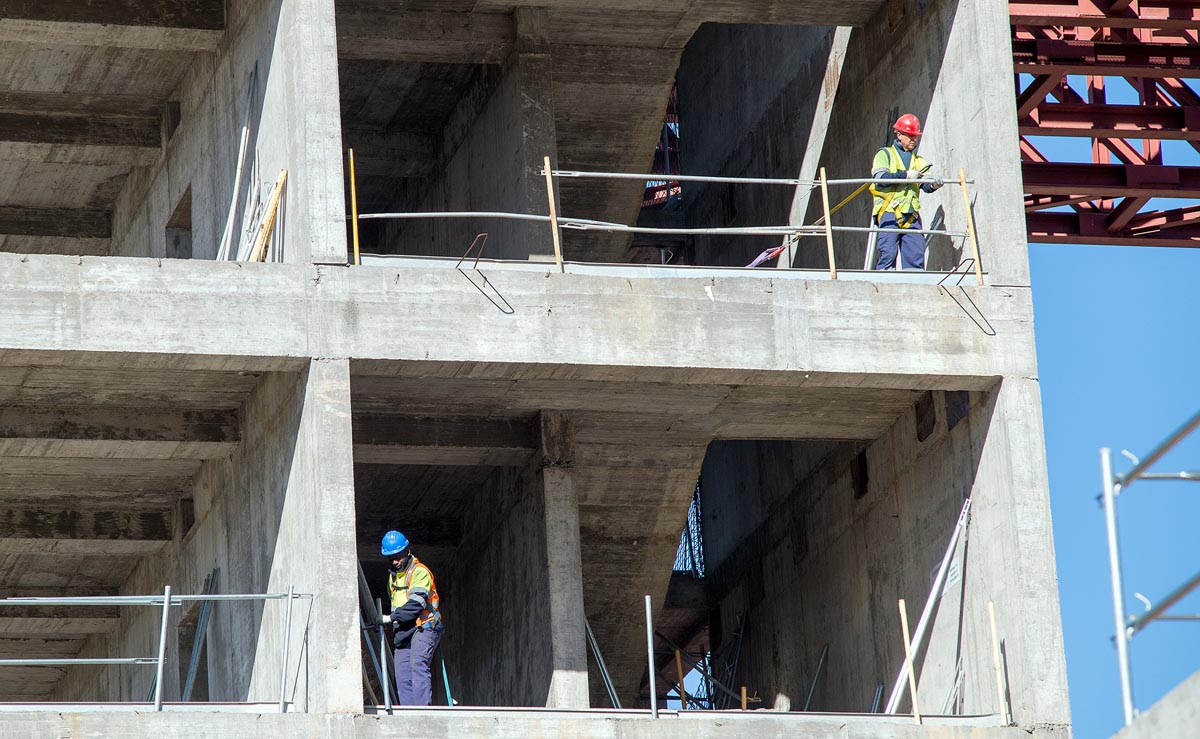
[0,364,257,701]
[334,0,886,263]
[0,1,224,256]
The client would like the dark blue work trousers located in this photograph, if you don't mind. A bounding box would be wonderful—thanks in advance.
[875,213,926,270]
[393,627,441,705]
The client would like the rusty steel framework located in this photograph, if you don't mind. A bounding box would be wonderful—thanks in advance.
[1011,0,1200,247]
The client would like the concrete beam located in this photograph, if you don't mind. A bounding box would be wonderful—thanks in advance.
[0,19,219,52]
[0,604,121,636]
[336,9,514,64]
[0,207,110,239]
[0,406,238,459]
[0,112,160,150]
[0,507,173,552]
[0,0,224,30]
[352,414,536,466]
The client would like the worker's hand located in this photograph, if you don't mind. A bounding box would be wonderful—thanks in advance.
[906,169,926,181]
[930,177,944,190]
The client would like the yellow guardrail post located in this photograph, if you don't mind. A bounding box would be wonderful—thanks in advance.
[819,167,837,280]
[544,156,564,273]
[959,168,982,286]
[349,149,361,266]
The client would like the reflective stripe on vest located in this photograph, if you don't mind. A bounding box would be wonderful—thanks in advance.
[389,557,441,627]
[869,146,929,227]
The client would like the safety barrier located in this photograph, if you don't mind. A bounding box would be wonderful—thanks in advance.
[1099,409,1200,728]
[346,150,984,285]
[0,586,308,712]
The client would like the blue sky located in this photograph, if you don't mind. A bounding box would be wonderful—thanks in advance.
[1026,74,1200,739]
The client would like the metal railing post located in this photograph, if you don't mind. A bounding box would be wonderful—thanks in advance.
[378,598,392,713]
[645,595,658,718]
[818,167,837,280]
[1102,448,1136,726]
[154,585,172,711]
[278,585,294,713]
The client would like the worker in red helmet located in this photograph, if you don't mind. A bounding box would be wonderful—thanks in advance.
[868,114,944,270]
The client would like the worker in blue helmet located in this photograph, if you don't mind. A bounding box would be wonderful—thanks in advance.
[381,530,442,705]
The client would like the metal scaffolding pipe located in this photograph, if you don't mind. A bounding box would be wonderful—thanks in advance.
[1102,448,1136,727]
[1117,409,1200,487]
[885,498,972,714]
[1128,571,1200,636]
[153,585,171,712]
[645,595,657,719]
[550,169,814,186]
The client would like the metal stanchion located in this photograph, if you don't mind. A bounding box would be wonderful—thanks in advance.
[378,598,392,713]
[153,585,171,711]
[645,595,657,718]
[1102,448,1135,726]
[278,585,294,713]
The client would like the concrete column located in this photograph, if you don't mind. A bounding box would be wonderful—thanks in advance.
[293,358,361,712]
[539,412,589,708]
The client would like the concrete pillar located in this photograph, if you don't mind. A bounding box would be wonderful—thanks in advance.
[292,358,362,712]
[539,412,589,707]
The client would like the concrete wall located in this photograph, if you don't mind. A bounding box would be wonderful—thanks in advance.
[112,0,347,264]
[1112,669,1200,739]
[52,360,360,713]
[441,455,587,707]
[442,464,555,706]
[677,24,837,269]
[678,0,1027,284]
[380,13,558,261]
[700,383,1069,728]
[0,709,1069,739]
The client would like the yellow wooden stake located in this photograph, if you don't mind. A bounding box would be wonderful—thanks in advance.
[544,155,564,273]
[959,168,983,286]
[740,685,748,711]
[898,598,922,724]
[675,649,686,710]
[819,167,837,280]
[250,169,288,263]
[988,601,1011,725]
[348,149,361,266]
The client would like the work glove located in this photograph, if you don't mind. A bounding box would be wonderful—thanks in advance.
[929,177,944,190]
[906,169,925,181]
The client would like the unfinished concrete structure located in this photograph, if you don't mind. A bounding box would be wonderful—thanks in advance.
[0,0,1071,738]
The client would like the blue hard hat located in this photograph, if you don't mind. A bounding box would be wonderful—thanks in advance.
[381,530,409,556]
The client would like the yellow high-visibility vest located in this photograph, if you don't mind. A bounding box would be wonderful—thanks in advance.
[869,145,931,226]
[388,556,441,627]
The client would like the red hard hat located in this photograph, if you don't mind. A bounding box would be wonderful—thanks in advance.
[893,114,923,136]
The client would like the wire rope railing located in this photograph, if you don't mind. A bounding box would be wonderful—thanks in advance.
[345,150,985,285]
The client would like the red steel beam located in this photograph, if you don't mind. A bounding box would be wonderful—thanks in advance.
[1013,39,1200,77]
[1027,210,1200,246]
[1020,102,1200,138]
[1010,1,1200,31]
[1022,162,1200,198]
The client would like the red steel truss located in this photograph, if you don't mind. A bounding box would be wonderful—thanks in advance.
[1011,1,1200,247]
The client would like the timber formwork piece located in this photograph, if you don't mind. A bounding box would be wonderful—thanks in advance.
[0,0,1072,738]
[1011,0,1200,246]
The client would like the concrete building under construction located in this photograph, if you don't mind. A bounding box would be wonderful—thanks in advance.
[0,1,1072,737]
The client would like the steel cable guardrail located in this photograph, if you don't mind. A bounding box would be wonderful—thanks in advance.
[345,149,984,284]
